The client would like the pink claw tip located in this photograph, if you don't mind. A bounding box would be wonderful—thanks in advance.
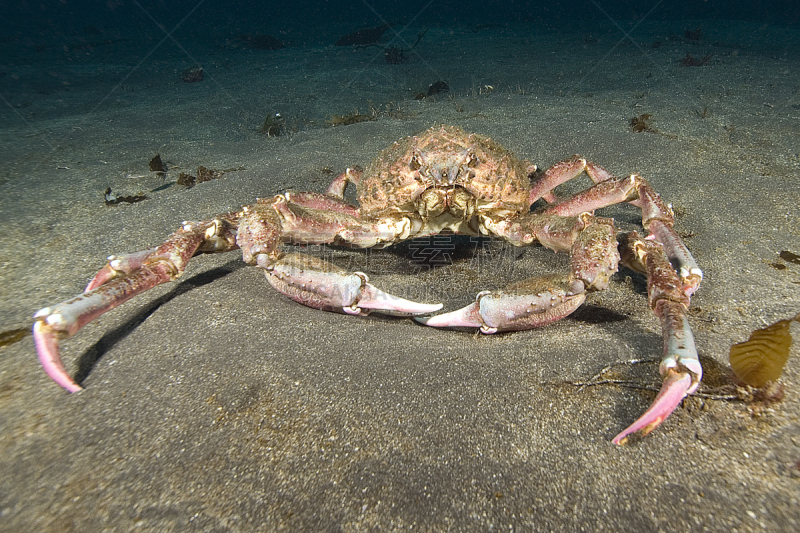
[415,303,482,329]
[612,370,693,445]
[33,321,83,393]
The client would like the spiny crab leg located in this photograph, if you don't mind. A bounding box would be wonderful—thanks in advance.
[612,234,702,444]
[612,301,701,444]
[33,217,238,392]
[33,262,177,392]
[84,248,159,292]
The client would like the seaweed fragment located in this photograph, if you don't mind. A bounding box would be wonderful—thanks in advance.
[629,114,658,133]
[730,312,799,388]
[177,172,196,188]
[181,66,204,82]
[149,154,166,177]
[779,250,800,265]
[680,53,712,67]
[104,187,147,205]
[197,166,223,183]
[335,24,390,46]
[327,111,376,127]
[177,165,245,188]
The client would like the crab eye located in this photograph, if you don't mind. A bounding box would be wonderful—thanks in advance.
[467,154,480,168]
[410,155,422,171]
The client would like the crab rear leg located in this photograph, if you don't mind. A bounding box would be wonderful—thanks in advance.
[33,215,240,392]
[611,232,701,444]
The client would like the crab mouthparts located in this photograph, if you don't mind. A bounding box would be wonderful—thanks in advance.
[425,164,464,185]
[416,185,474,220]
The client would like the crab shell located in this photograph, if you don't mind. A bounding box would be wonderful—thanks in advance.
[357,126,531,226]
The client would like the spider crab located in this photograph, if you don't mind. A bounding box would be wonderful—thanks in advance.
[33,125,702,444]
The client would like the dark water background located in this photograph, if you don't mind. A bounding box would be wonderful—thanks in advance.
[1,1,798,45]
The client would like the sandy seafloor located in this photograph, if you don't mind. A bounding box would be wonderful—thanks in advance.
[1,16,799,532]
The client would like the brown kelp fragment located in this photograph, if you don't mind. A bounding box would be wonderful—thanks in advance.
[104,187,147,205]
[335,24,390,46]
[629,114,658,133]
[197,166,223,183]
[0,327,29,348]
[149,154,166,177]
[181,66,204,82]
[730,313,799,387]
[779,250,800,265]
[327,111,376,126]
[177,166,245,188]
[177,172,196,188]
[680,53,712,67]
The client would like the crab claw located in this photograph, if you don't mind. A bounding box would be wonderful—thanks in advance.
[611,369,694,445]
[351,283,443,316]
[264,254,442,317]
[416,279,587,334]
[415,299,485,329]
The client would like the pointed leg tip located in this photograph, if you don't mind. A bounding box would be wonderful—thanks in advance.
[611,370,693,445]
[414,305,483,329]
[612,419,662,445]
[358,284,443,315]
[33,321,83,393]
[63,382,84,393]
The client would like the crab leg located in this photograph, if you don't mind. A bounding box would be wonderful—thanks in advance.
[419,214,618,332]
[539,173,703,292]
[529,156,615,204]
[33,216,240,392]
[35,195,440,392]
[612,233,702,444]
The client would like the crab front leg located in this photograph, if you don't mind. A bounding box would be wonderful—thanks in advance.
[33,214,241,392]
[251,193,442,317]
[418,212,618,332]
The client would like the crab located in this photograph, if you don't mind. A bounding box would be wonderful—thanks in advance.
[33,125,703,444]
